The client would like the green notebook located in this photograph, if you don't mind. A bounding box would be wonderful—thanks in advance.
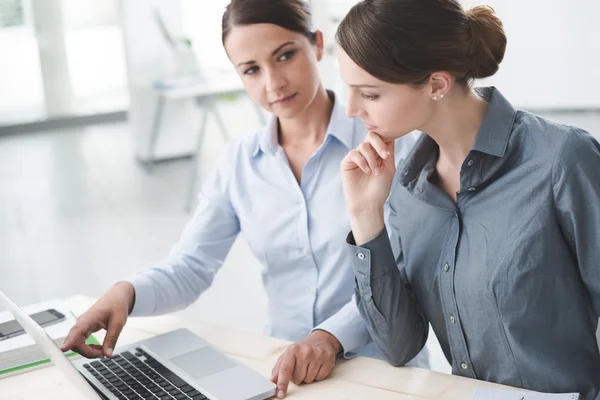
[0,334,100,377]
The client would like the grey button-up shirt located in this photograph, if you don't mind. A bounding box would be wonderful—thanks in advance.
[348,87,600,399]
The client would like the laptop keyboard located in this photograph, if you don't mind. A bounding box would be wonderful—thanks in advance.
[82,348,208,400]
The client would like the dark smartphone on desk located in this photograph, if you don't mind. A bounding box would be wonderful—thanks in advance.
[0,308,66,341]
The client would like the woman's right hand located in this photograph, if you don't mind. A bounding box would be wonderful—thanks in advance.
[341,132,396,245]
[60,281,135,358]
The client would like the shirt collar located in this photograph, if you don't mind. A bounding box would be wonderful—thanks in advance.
[252,90,355,157]
[470,87,517,157]
[325,91,355,150]
[252,113,279,157]
[399,87,517,186]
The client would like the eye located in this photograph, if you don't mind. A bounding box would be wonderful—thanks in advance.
[278,50,296,62]
[361,93,379,101]
[244,66,259,75]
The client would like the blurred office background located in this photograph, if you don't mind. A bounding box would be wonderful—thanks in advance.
[0,0,598,374]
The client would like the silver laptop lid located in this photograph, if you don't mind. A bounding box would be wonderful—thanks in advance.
[0,288,100,400]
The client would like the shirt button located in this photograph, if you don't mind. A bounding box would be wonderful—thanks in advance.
[444,263,450,272]
[450,315,456,324]
[467,187,476,192]
[357,252,365,260]
[467,159,474,166]
[461,362,468,370]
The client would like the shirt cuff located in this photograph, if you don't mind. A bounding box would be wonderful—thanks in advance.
[346,227,396,288]
[312,305,372,359]
[125,274,157,317]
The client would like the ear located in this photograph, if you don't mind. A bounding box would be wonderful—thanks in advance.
[314,30,325,61]
[428,72,453,101]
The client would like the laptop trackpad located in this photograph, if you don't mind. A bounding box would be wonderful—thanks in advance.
[170,347,236,379]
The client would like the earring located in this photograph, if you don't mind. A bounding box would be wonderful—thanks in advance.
[433,96,438,101]
[440,94,444,99]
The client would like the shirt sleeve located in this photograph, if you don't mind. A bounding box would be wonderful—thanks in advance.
[310,133,420,361]
[127,141,241,317]
[346,198,429,366]
[552,127,600,317]
[312,295,373,359]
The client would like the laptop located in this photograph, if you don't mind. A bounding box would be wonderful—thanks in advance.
[0,289,276,400]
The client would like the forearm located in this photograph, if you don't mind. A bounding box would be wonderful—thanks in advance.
[126,257,215,316]
[92,281,136,315]
[313,296,372,358]
[348,228,428,366]
[309,330,343,355]
[110,281,136,314]
[349,207,385,246]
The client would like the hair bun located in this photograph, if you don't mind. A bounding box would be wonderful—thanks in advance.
[465,5,507,79]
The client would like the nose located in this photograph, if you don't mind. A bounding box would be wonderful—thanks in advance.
[345,90,362,119]
[264,66,286,94]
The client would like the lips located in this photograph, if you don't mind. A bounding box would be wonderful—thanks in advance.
[362,121,378,130]
[272,93,298,104]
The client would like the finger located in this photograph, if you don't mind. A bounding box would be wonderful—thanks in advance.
[357,142,383,175]
[60,323,91,352]
[102,316,126,358]
[60,330,80,352]
[72,343,105,359]
[291,348,310,385]
[303,361,321,384]
[382,140,396,166]
[271,354,283,383]
[342,150,370,174]
[315,359,335,382]
[366,131,391,159]
[276,350,296,398]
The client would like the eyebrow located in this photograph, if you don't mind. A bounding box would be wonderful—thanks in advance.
[350,84,379,88]
[236,41,296,67]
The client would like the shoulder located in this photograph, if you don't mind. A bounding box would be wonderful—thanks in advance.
[507,110,599,168]
[512,110,584,149]
[551,124,600,177]
[509,111,600,187]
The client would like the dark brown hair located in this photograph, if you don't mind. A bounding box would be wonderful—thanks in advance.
[222,0,316,45]
[336,0,507,86]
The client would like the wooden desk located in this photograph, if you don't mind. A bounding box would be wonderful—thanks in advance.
[0,296,516,400]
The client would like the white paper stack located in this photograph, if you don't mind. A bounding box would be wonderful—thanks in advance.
[0,299,80,378]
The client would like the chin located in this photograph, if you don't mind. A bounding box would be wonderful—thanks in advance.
[371,129,396,142]
[273,108,301,120]
[379,129,413,142]
[274,103,309,120]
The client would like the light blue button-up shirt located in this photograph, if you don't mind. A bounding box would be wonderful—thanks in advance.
[127,92,426,364]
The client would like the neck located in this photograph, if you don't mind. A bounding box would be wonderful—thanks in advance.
[278,85,333,147]
[422,87,489,168]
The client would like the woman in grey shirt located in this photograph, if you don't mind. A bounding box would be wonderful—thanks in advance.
[335,0,600,398]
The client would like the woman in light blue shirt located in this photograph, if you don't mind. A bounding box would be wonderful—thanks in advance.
[61,0,425,398]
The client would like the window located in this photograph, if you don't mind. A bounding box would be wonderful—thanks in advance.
[0,0,24,28]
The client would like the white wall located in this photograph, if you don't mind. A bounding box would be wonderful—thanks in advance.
[61,0,119,29]
[315,0,600,110]
[119,0,202,160]
[181,0,230,71]
[469,0,600,109]
[0,26,45,114]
